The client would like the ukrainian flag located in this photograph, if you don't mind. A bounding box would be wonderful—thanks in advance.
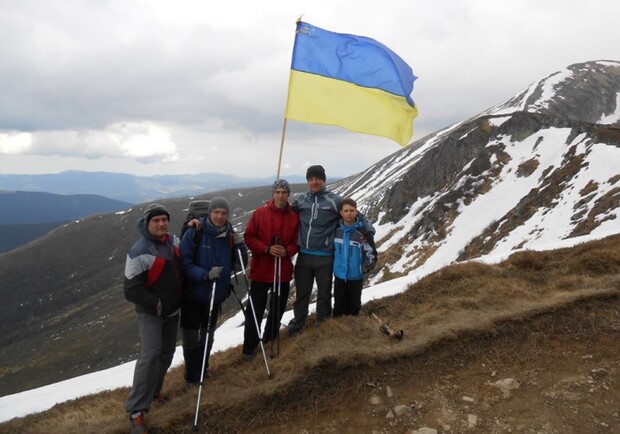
[285,21,418,146]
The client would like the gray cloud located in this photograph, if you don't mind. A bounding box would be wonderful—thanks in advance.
[0,0,619,178]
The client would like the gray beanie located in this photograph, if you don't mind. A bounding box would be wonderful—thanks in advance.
[272,178,291,194]
[144,203,170,224]
[208,196,230,214]
[306,165,326,181]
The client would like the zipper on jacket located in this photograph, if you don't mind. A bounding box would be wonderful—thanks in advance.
[305,195,318,249]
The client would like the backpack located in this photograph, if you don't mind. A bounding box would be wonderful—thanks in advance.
[180,200,210,241]
[179,200,211,267]
[358,227,379,272]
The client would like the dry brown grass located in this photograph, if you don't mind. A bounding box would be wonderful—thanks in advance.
[2,234,619,433]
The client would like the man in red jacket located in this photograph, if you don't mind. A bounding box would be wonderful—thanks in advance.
[242,179,300,359]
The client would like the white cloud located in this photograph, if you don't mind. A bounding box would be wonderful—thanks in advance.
[20,122,179,161]
[0,132,32,154]
[0,0,619,177]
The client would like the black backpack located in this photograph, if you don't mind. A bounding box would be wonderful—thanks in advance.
[180,200,211,263]
[180,200,210,240]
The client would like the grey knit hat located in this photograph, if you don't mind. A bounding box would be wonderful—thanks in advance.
[208,196,230,214]
[306,165,326,181]
[272,178,291,194]
[144,203,170,224]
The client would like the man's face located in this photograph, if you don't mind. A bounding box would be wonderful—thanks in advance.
[147,215,169,240]
[307,176,325,193]
[273,188,290,208]
[210,209,229,227]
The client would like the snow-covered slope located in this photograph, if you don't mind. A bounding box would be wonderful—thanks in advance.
[1,60,619,423]
[335,60,620,282]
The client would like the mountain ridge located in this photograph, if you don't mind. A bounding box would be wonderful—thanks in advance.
[0,60,618,424]
[0,171,311,203]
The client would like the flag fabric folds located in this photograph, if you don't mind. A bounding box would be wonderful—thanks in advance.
[285,21,418,146]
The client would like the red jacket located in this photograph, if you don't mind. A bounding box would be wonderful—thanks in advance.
[244,200,299,282]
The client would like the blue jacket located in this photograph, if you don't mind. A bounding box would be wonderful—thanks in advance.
[180,217,238,305]
[333,219,376,281]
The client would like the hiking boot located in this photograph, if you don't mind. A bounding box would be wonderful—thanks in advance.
[242,352,256,362]
[287,327,302,338]
[184,381,198,392]
[129,412,148,434]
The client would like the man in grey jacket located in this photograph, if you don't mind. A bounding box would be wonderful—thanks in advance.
[123,203,183,434]
[287,165,374,336]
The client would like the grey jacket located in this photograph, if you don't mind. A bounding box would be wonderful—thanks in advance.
[293,187,375,255]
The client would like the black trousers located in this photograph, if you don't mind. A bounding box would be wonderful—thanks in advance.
[242,279,290,355]
[180,298,220,383]
[333,277,363,317]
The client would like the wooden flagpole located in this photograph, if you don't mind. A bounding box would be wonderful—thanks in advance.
[275,17,303,182]
[275,118,288,181]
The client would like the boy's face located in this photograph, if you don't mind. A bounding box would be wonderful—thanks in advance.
[340,204,358,225]
[272,188,290,208]
[209,209,228,228]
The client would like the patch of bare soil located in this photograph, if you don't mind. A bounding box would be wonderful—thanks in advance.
[185,295,620,434]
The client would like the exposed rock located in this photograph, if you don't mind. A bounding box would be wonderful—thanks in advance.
[410,427,438,434]
[369,395,382,405]
[488,378,521,398]
[394,404,413,417]
[467,414,478,429]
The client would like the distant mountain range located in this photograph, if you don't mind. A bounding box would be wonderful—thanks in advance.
[0,191,132,253]
[0,171,309,204]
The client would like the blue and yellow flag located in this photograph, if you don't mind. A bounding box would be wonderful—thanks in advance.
[285,21,418,146]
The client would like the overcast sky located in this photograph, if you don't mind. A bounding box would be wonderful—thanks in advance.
[1,0,619,180]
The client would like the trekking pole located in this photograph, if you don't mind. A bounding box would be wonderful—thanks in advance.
[275,255,282,356]
[270,263,276,358]
[194,280,217,430]
[230,282,246,315]
[272,235,282,357]
[371,312,404,340]
[236,246,272,379]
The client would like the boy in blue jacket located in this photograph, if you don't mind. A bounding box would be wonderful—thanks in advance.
[333,198,377,317]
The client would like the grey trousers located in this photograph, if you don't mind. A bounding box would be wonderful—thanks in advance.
[125,311,178,414]
[288,252,334,331]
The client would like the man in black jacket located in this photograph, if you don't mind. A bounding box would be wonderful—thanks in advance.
[123,203,183,434]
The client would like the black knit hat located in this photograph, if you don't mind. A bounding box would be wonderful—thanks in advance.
[208,196,230,215]
[306,165,326,181]
[144,203,170,224]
